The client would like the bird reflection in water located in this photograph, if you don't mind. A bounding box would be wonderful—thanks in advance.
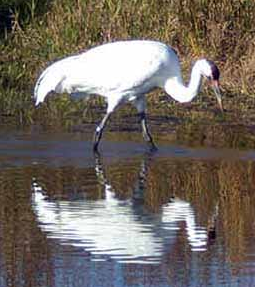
[32,152,217,264]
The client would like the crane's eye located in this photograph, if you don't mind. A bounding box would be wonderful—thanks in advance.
[205,75,212,80]
[207,60,220,81]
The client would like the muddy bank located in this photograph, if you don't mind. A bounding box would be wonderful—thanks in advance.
[63,93,255,150]
[1,91,255,150]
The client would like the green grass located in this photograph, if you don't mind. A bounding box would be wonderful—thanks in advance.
[1,0,255,125]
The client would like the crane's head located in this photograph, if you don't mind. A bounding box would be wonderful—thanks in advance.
[200,59,223,112]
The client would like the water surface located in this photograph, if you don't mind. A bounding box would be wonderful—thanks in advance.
[0,130,254,287]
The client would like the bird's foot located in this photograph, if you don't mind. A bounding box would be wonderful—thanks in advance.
[148,142,158,153]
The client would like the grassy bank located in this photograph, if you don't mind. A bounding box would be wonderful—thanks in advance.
[1,0,255,126]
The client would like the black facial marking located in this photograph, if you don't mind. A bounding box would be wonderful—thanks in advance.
[207,60,220,80]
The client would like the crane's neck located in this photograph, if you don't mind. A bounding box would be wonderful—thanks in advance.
[164,61,203,103]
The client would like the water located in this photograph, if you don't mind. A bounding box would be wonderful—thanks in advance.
[0,129,255,287]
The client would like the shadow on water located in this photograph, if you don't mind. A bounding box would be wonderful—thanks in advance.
[0,131,254,286]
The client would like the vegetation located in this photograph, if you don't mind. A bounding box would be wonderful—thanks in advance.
[1,0,255,126]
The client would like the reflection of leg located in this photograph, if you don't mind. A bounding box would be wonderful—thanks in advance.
[207,203,218,244]
[93,112,112,152]
[93,150,106,186]
[140,112,157,151]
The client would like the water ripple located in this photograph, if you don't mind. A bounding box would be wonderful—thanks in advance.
[32,178,209,264]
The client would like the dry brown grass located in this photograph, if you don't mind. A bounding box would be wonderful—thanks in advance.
[1,0,255,123]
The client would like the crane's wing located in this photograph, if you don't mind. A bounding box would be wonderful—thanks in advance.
[64,41,179,95]
[34,40,180,105]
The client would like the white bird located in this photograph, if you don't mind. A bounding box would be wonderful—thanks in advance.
[34,40,223,151]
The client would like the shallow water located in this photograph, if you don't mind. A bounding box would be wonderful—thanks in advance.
[0,129,255,287]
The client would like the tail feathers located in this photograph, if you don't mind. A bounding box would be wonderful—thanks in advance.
[34,64,64,106]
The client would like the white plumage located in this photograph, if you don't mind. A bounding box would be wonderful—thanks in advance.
[34,40,222,151]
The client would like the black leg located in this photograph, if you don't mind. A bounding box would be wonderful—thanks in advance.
[139,112,157,151]
[93,112,112,152]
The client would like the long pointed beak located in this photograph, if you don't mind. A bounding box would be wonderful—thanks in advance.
[211,80,223,112]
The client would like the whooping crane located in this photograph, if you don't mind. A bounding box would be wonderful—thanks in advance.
[34,40,223,151]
